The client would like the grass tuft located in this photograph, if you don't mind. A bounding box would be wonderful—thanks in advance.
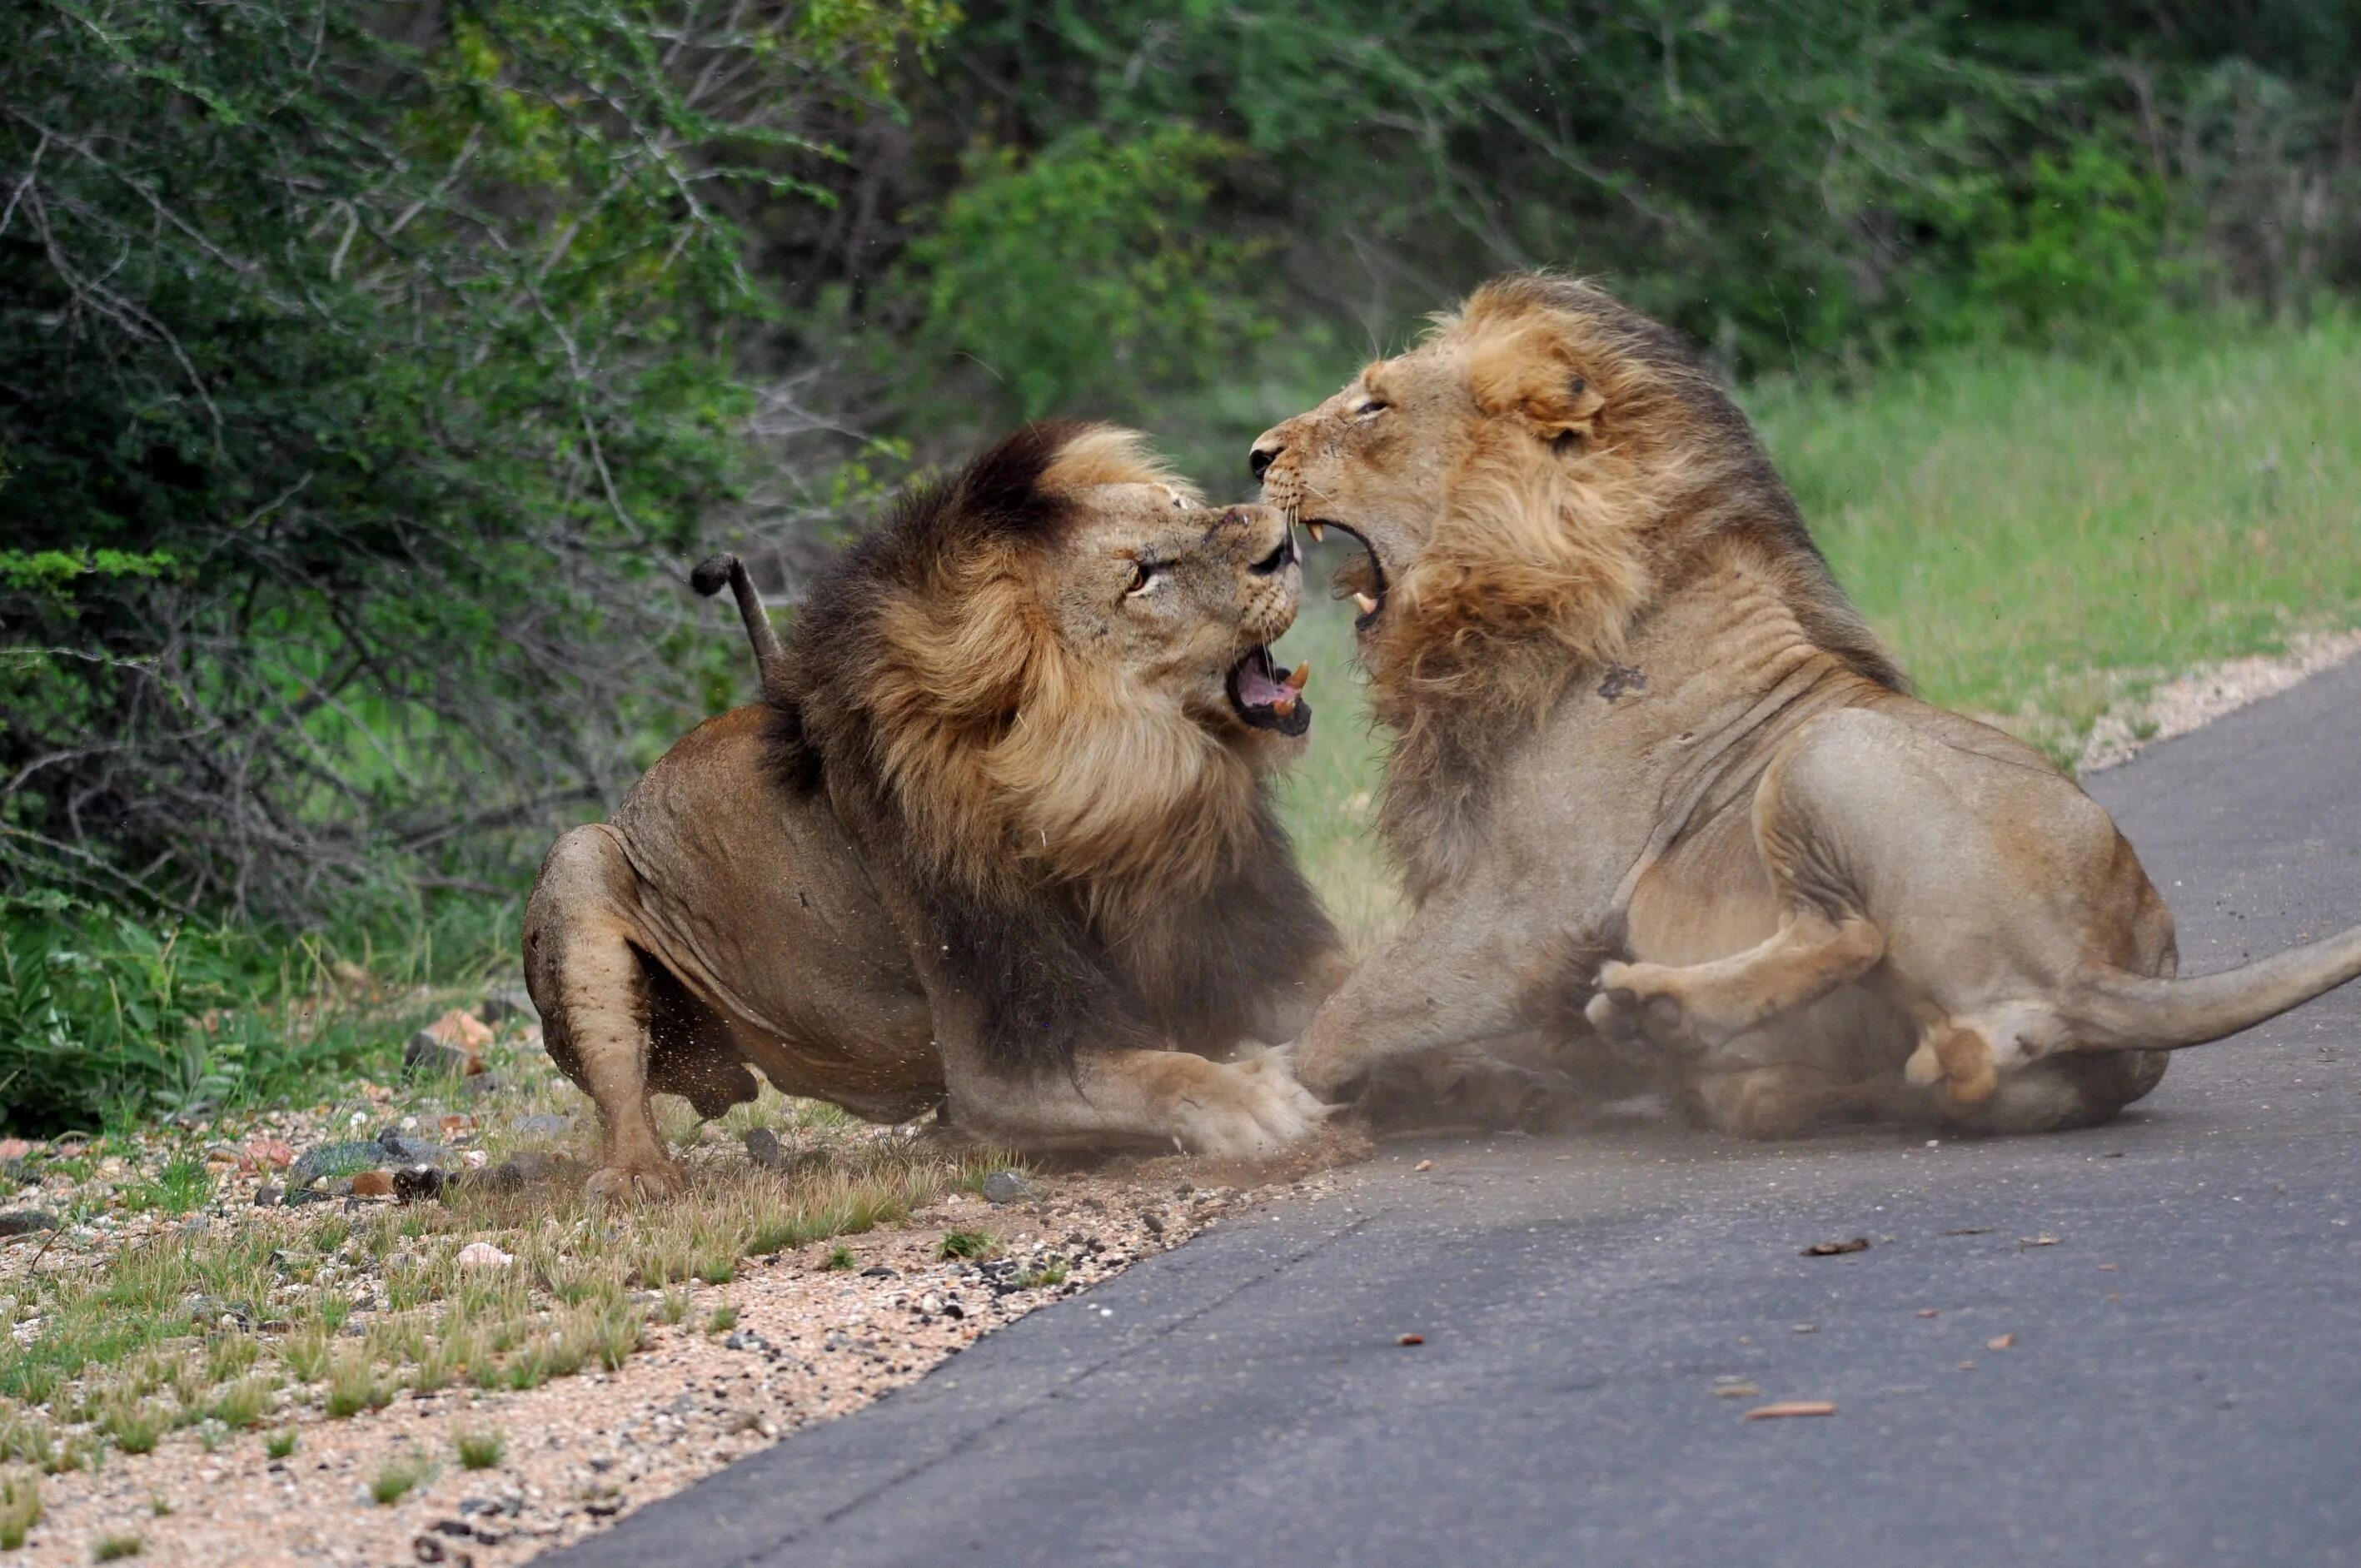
[706,1303,738,1334]
[369,1451,429,1506]
[0,1469,38,1551]
[937,1229,994,1261]
[456,1429,505,1470]
[822,1244,854,1271]
[264,1429,298,1460]
[92,1532,144,1561]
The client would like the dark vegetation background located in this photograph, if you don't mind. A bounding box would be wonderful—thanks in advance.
[5,0,2361,1131]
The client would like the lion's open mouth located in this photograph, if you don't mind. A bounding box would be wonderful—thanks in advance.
[1304,520,1387,631]
[1227,645,1311,737]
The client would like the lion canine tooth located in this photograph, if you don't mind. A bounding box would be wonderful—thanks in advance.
[1353,591,1380,616]
[1306,522,1325,542]
[1283,663,1310,691]
[1273,694,1298,719]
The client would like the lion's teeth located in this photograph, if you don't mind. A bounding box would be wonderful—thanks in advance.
[1283,663,1309,691]
[1306,522,1325,542]
[1353,592,1380,616]
[1273,695,1298,719]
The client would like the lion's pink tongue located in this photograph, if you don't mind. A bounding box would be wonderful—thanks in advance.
[1234,661,1289,709]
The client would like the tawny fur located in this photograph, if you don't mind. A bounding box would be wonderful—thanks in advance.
[525,424,1343,1199]
[1253,273,2361,1137]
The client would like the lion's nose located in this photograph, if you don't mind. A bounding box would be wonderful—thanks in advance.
[1248,439,1283,483]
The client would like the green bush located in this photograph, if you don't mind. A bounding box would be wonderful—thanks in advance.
[0,892,386,1132]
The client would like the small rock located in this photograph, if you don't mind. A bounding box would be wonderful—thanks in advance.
[981,1170,1032,1205]
[456,1241,514,1270]
[252,1184,284,1207]
[291,1140,384,1186]
[461,1071,508,1098]
[918,1293,943,1315]
[859,1266,899,1279]
[461,1151,558,1193]
[376,1127,454,1166]
[0,1209,59,1237]
[404,1033,477,1082]
[478,988,537,1025]
[284,1187,331,1207]
[941,1301,965,1321]
[513,1113,574,1140]
[351,1170,396,1198]
[743,1126,785,1169]
[1141,1212,1165,1237]
[393,1166,446,1203]
[0,1137,32,1161]
[414,1533,474,1566]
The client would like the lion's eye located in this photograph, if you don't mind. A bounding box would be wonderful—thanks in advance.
[1124,561,1160,598]
[1353,398,1388,419]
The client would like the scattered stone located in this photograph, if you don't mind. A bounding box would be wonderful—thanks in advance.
[981,1170,1032,1205]
[1802,1237,1871,1257]
[1141,1211,1165,1237]
[456,1241,515,1270]
[462,1151,560,1193]
[284,1187,331,1207]
[413,1532,474,1566]
[478,988,537,1025]
[404,1033,476,1082]
[376,1127,453,1167]
[461,1071,508,1098]
[0,1137,33,1162]
[514,1113,574,1140]
[393,1166,446,1203]
[291,1140,384,1187]
[859,1266,899,1279]
[252,1183,284,1207]
[742,1127,785,1170]
[0,1209,59,1237]
[350,1170,396,1198]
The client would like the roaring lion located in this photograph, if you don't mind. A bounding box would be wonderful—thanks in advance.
[1251,274,2361,1136]
[524,423,1338,1197]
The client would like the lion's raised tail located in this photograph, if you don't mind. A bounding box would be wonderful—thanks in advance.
[691,554,786,695]
[2068,922,2361,1051]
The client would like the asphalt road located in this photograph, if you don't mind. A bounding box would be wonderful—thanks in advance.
[555,659,2361,1568]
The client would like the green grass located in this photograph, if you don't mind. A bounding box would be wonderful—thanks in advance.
[92,1533,143,1561]
[936,1229,994,1261]
[369,1451,429,1505]
[1754,315,2361,759]
[264,1429,298,1460]
[822,1244,855,1272]
[456,1429,505,1471]
[0,1470,37,1550]
[705,1303,738,1334]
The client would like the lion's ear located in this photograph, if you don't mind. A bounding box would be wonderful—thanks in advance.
[1465,320,1606,447]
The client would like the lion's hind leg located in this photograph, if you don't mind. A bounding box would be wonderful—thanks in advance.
[523,825,684,1201]
[1588,908,1885,1052]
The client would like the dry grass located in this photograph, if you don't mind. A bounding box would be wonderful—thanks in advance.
[0,1056,1010,1485]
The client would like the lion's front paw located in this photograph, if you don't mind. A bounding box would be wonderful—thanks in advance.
[1171,1050,1327,1157]
[1583,961,1696,1049]
[584,1151,685,1203]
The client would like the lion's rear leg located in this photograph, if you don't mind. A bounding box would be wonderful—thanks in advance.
[1588,908,1885,1052]
[523,826,682,1201]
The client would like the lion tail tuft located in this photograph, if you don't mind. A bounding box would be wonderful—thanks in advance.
[691,553,787,696]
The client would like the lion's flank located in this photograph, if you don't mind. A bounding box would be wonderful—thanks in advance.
[772,422,1334,1076]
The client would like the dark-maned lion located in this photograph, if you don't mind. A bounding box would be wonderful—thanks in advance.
[525,423,1339,1197]
[1251,274,2361,1136]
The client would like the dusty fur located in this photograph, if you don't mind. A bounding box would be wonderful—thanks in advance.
[1261,273,2361,1139]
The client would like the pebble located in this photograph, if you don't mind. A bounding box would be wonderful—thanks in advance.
[252,1183,284,1207]
[478,988,537,1024]
[456,1241,515,1270]
[376,1127,454,1166]
[403,1032,477,1082]
[0,1209,58,1237]
[393,1166,446,1203]
[743,1127,785,1170]
[514,1113,574,1140]
[291,1140,385,1187]
[981,1170,1032,1205]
